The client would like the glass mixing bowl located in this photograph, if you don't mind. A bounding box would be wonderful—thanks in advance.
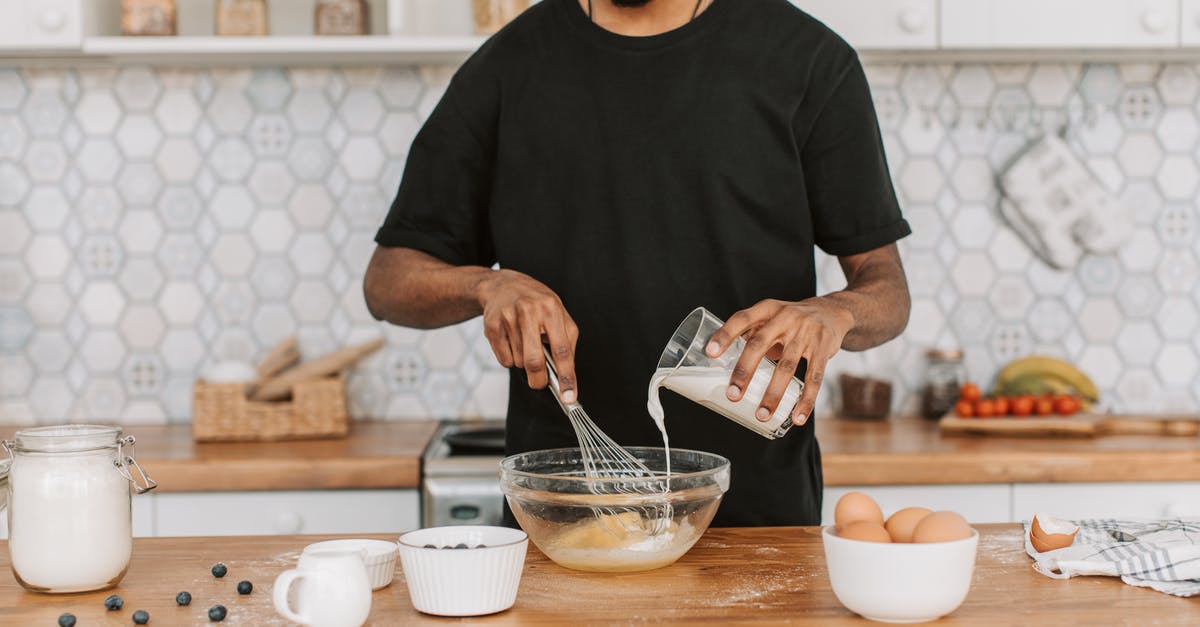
[500,447,730,573]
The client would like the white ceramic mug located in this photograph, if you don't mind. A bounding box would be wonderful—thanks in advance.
[273,549,372,627]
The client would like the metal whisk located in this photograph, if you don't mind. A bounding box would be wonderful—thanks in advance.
[542,347,672,535]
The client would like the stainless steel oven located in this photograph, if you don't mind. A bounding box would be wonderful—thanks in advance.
[421,420,506,528]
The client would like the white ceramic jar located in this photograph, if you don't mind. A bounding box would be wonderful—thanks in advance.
[3,425,156,593]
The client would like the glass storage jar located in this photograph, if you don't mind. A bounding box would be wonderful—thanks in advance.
[473,0,530,35]
[921,349,967,419]
[3,425,156,593]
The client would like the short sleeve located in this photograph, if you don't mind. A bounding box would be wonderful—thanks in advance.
[374,79,497,268]
[799,56,910,257]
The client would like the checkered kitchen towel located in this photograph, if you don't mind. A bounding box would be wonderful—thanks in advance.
[1024,518,1200,597]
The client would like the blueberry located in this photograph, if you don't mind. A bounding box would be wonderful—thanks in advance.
[211,562,228,578]
[236,580,253,595]
[453,543,469,549]
[132,609,150,624]
[176,591,192,606]
[58,614,76,627]
[104,594,124,610]
[423,544,437,549]
[208,605,227,622]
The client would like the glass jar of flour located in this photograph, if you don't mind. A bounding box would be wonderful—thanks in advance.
[3,425,157,593]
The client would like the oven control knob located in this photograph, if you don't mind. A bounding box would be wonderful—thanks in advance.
[451,505,481,521]
[274,511,303,534]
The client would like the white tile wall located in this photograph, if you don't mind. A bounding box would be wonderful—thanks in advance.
[1,61,1199,424]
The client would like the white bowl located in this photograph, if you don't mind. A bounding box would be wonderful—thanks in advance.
[397,526,527,617]
[822,526,978,623]
[302,539,398,590]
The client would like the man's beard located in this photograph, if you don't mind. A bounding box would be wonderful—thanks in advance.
[611,0,653,6]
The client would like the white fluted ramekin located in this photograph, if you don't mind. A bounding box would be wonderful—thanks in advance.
[397,526,527,616]
[302,539,398,590]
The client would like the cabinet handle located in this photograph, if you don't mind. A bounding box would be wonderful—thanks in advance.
[38,9,67,33]
[898,10,927,34]
[273,511,303,534]
[1141,11,1169,34]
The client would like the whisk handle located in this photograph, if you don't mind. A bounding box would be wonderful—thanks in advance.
[542,345,582,412]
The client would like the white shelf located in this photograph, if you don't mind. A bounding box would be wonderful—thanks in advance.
[85,35,484,64]
[0,35,486,65]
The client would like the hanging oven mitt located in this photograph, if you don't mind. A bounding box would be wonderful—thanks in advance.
[998,134,1132,270]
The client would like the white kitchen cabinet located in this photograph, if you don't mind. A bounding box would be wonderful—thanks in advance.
[791,0,937,49]
[0,0,85,50]
[942,0,1179,48]
[154,489,419,537]
[823,485,1013,525]
[1013,482,1200,520]
[1181,0,1200,44]
[0,497,154,539]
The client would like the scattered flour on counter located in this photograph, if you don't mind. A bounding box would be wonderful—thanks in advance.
[754,546,782,555]
[709,568,812,606]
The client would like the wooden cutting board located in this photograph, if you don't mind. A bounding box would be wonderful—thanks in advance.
[939,413,1200,437]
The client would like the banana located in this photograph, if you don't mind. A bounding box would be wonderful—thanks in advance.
[995,356,1099,402]
[993,373,1073,397]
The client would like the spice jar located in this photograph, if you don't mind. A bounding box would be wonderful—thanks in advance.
[315,0,369,36]
[3,425,156,593]
[216,0,269,36]
[473,0,530,35]
[122,0,177,36]
[921,349,967,419]
[839,373,893,420]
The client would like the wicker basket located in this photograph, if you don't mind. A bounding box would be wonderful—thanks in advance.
[192,375,349,442]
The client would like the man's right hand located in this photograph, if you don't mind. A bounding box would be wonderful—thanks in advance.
[476,269,579,403]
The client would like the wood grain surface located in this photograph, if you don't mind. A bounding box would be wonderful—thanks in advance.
[940,414,1200,438]
[817,415,1200,485]
[2,525,1195,625]
[5,415,1200,493]
[14,421,441,492]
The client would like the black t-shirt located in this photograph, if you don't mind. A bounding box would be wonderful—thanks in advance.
[376,0,909,526]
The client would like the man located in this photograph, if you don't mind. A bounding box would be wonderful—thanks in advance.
[365,0,911,526]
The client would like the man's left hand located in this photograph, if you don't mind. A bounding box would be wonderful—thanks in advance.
[705,298,855,426]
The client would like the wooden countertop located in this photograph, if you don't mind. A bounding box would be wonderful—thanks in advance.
[88,421,440,492]
[2,525,1196,624]
[6,415,1198,492]
[817,415,1200,485]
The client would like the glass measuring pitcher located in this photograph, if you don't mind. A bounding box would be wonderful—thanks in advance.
[649,307,803,439]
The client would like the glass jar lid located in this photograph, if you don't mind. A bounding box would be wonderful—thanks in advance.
[9,425,123,453]
[925,348,964,361]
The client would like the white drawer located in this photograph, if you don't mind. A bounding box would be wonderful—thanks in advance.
[942,0,1179,48]
[1181,0,1200,45]
[1013,482,1200,520]
[823,484,1014,525]
[154,489,419,537]
[0,0,83,48]
[0,495,153,539]
[792,0,937,49]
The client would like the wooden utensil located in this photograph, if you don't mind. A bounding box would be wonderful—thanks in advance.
[256,336,300,380]
[940,414,1200,438]
[249,338,384,402]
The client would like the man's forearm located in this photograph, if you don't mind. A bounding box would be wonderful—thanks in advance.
[363,246,492,329]
[820,244,911,351]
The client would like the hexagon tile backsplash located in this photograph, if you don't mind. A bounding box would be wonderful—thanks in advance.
[1,62,1199,425]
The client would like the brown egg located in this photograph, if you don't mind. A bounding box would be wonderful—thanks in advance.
[838,520,892,543]
[884,507,933,543]
[834,492,884,529]
[911,511,973,543]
